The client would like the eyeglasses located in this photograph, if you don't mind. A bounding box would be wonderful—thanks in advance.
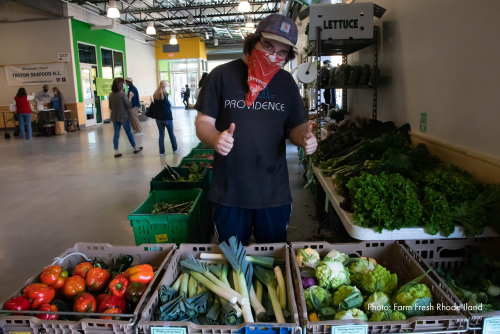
[258,40,288,59]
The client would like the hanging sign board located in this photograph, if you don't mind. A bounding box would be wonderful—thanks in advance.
[96,78,113,96]
[5,63,67,86]
[58,53,70,62]
[309,3,374,40]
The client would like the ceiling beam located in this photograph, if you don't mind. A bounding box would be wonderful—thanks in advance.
[121,10,277,24]
[118,2,280,14]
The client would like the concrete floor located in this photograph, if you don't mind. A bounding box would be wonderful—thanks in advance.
[0,108,328,301]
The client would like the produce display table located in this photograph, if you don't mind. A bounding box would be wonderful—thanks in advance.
[312,164,498,240]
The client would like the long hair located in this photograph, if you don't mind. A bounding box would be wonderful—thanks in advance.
[153,80,169,100]
[199,73,208,87]
[16,88,27,97]
[242,32,296,64]
[111,78,124,93]
[53,87,61,97]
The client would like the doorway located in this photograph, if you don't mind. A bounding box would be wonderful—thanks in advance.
[172,72,187,107]
[81,64,97,127]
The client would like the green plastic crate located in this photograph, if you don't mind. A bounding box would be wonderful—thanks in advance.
[150,167,209,192]
[178,158,213,167]
[128,189,203,245]
[185,148,214,159]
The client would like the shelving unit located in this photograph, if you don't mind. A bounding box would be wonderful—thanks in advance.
[308,25,379,138]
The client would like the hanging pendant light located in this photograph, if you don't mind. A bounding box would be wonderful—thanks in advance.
[238,0,251,12]
[245,17,254,28]
[170,34,178,45]
[214,38,218,46]
[205,32,209,40]
[146,22,156,35]
[107,0,120,18]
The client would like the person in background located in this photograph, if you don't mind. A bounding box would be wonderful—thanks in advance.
[14,88,33,139]
[319,60,333,106]
[34,85,52,106]
[153,80,178,156]
[183,85,190,110]
[51,87,67,130]
[109,78,143,158]
[194,73,208,100]
[125,77,143,136]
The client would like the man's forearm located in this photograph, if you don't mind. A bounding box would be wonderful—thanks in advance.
[289,124,308,147]
[195,119,220,148]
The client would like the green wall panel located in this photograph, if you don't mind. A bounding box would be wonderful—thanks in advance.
[72,19,127,102]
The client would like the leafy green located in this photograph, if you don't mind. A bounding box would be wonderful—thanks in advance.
[450,195,486,238]
[421,187,454,237]
[347,172,423,232]
[484,184,500,233]
[304,285,331,311]
[332,286,363,311]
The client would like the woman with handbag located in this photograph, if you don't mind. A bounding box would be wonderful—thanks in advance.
[14,87,33,139]
[109,78,143,158]
[152,80,178,156]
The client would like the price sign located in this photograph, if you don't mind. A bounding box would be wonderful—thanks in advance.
[483,317,500,334]
[151,328,186,334]
[331,325,368,334]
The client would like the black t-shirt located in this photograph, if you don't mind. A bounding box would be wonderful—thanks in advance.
[184,88,190,98]
[194,59,305,209]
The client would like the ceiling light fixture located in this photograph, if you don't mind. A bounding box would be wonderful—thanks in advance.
[205,32,209,39]
[188,13,194,23]
[245,17,254,28]
[238,0,251,12]
[170,34,178,44]
[107,0,120,18]
[214,38,218,46]
[146,22,156,35]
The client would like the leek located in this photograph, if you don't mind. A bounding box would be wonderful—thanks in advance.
[274,266,286,308]
[200,253,274,269]
[256,280,263,303]
[183,269,238,304]
[250,284,266,321]
[172,275,183,292]
[180,273,190,295]
[254,266,285,323]
[209,263,243,317]
[219,236,255,323]
[188,276,198,298]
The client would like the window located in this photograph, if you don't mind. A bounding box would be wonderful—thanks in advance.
[78,43,96,64]
[101,48,124,79]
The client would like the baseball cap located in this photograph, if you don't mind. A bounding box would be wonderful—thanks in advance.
[323,60,332,65]
[256,14,298,48]
[126,77,133,82]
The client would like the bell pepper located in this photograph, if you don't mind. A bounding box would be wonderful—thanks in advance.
[97,294,126,313]
[74,262,93,279]
[125,282,148,303]
[3,296,31,315]
[40,265,69,289]
[86,267,110,292]
[36,304,58,320]
[23,284,56,310]
[99,308,122,320]
[73,293,97,313]
[109,275,129,298]
[62,275,86,298]
[124,264,154,284]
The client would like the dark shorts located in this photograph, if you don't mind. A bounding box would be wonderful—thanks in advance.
[212,202,292,246]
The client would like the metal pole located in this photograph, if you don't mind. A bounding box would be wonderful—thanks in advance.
[316,26,322,140]
[372,26,378,120]
[342,55,347,112]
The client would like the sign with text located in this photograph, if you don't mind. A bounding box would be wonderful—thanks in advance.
[58,53,70,62]
[5,63,67,86]
[331,324,368,334]
[483,317,500,334]
[96,78,113,96]
[309,3,373,40]
[151,328,186,334]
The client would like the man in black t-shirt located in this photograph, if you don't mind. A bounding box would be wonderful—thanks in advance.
[195,14,317,245]
[183,85,190,109]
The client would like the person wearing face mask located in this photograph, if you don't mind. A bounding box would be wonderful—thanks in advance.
[51,87,67,130]
[34,85,52,106]
[194,14,318,245]
[152,80,178,156]
[125,77,143,136]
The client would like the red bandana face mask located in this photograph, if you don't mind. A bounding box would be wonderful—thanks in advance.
[245,49,285,106]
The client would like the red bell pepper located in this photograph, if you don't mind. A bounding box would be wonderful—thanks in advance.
[3,296,31,315]
[23,284,56,310]
[36,304,58,320]
[74,262,93,279]
[99,308,121,320]
[73,293,97,313]
[62,275,86,298]
[40,265,68,289]
[86,267,110,292]
[97,294,126,314]
[124,264,154,284]
[109,275,129,298]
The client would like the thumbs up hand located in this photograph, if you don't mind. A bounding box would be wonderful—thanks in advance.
[215,123,235,156]
[302,124,318,155]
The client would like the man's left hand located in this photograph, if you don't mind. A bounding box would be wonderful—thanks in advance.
[302,124,318,155]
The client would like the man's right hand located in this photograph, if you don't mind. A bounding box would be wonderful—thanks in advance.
[215,123,235,156]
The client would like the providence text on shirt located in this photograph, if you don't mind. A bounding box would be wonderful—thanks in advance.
[224,99,285,111]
